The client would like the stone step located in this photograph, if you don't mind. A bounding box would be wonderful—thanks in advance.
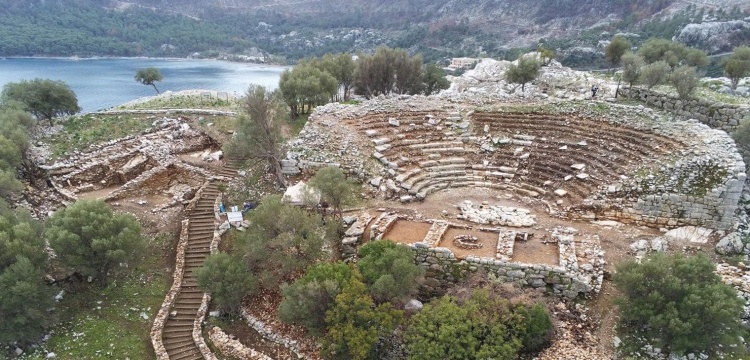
[169,348,203,360]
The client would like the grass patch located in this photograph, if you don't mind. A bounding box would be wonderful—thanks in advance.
[46,114,152,160]
[19,235,172,360]
[285,113,309,138]
[117,94,241,111]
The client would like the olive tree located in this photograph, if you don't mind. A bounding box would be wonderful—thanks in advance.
[0,256,54,347]
[605,35,632,70]
[405,289,552,360]
[45,200,144,288]
[243,195,326,288]
[134,67,164,94]
[323,271,403,360]
[1,79,80,125]
[670,66,699,100]
[620,52,644,90]
[505,55,541,93]
[224,85,286,186]
[640,61,671,89]
[278,261,353,336]
[722,46,750,90]
[0,202,52,347]
[308,166,357,219]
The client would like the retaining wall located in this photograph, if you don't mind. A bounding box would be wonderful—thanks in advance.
[408,242,601,299]
[620,88,750,133]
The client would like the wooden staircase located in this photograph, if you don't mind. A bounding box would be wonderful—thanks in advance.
[161,160,240,360]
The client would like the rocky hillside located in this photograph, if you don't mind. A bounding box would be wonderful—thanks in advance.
[1,0,748,62]
[108,0,750,47]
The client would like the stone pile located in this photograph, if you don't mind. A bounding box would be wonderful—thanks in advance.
[716,263,750,330]
[369,212,400,241]
[457,200,536,227]
[495,230,516,261]
[341,212,374,260]
[453,234,483,249]
[444,57,610,102]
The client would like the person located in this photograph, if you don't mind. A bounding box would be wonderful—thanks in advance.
[591,85,599,98]
[242,201,255,214]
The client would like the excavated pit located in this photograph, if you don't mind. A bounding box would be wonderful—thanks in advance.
[41,117,226,210]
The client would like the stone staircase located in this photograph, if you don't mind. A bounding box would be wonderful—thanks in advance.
[160,160,240,360]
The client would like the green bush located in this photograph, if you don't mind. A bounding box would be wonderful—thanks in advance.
[278,261,352,336]
[323,271,403,360]
[404,289,553,360]
[518,303,554,352]
[195,253,257,315]
[357,240,424,304]
[614,253,746,357]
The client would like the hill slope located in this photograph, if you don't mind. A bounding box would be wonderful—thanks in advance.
[0,0,748,62]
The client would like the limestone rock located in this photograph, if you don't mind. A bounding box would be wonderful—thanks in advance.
[716,232,744,255]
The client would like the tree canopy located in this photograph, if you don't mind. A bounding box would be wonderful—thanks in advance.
[620,52,644,90]
[670,65,699,100]
[404,289,552,360]
[640,60,671,89]
[243,194,326,288]
[505,54,541,92]
[323,271,403,360]
[0,256,54,347]
[605,35,632,69]
[1,79,80,125]
[0,200,52,347]
[614,253,746,357]
[224,85,286,186]
[722,46,750,90]
[0,106,34,201]
[355,47,424,98]
[279,261,353,336]
[308,166,357,218]
[195,252,257,314]
[357,240,424,304]
[134,67,163,94]
[45,199,144,288]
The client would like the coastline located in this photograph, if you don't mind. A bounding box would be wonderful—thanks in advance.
[2,55,289,67]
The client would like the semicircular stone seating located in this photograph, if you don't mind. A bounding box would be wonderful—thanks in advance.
[345,111,684,205]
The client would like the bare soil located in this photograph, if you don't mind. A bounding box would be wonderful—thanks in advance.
[384,220,432,244]
[512,238,559,265]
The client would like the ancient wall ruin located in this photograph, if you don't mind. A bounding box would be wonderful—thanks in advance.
[410,243,597,299]
[620,87,750,133]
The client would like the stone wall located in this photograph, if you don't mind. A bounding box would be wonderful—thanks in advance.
[409,242,601,299]
[568,124,746,230]
[620,88,750,133]
[207,327,273,360]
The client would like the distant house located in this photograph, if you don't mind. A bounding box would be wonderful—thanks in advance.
[449,57,480,70]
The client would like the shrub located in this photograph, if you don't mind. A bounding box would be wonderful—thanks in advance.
[404,289,552,360]
[614,253,746,357]
[195,253,257,315]
[357,240,424,304]
[278,261,352,336]
[323,271,403,360]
